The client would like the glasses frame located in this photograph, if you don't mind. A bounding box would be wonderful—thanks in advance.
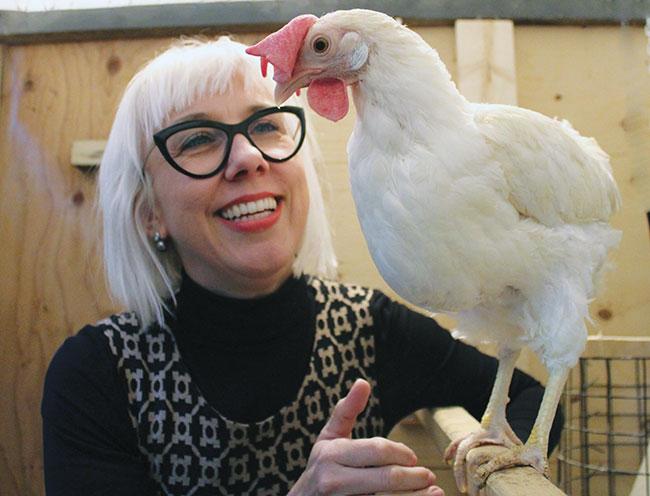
[153,106,307,179]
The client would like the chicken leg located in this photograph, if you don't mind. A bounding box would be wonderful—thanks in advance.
[474,366,569,484]
[444,346,523,494]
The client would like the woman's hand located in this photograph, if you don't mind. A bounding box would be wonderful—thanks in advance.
[288,379,445,495]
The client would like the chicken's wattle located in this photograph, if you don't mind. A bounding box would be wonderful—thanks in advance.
[307,78,349,121]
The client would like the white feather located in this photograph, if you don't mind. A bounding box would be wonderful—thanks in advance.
[327,9,621,371]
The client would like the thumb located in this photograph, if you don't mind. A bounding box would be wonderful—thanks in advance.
[317,378,371,441]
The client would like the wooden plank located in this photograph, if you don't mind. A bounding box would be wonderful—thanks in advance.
[516,25,650,339]
[455,19,517,105]
[583,335,650,358]
[416,408,567,496]
[1,0,649,45]
[71,139,106,167]
[0,38,172,496]
[388,418,464,495]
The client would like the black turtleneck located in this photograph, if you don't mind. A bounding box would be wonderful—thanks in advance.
[42,273,563,496]
[172,273,315,422]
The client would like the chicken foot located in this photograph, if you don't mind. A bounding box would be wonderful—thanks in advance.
[473,366,569,484]
[444,347,522,494]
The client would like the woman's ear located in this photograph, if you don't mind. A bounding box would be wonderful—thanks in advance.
[139,197,168,239]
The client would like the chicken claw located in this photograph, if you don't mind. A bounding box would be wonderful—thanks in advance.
[444,425,522,494]
[474,443,548,483]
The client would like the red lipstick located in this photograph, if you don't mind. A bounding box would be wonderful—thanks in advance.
[216,192,283,233]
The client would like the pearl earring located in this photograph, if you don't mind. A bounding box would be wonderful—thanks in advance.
[153,232,168,252]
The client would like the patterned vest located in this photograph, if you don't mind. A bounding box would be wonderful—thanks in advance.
[102,277,385,495]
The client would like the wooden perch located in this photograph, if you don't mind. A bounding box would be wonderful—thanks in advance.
[415,407,566,496]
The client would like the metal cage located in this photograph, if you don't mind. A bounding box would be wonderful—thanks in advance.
[558,349,650,496]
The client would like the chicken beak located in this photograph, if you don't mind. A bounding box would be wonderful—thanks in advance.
[274,81,300,106]
[274,69,322,106]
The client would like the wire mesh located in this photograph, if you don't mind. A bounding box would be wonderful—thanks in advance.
[557,356,650,496]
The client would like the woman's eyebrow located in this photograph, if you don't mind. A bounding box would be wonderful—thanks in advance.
[247,104,274,113]
[170,112,211,125]
[170,104,275,126]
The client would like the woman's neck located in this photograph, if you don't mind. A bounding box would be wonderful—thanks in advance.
[174,270,309,345]
[183,264,294,300]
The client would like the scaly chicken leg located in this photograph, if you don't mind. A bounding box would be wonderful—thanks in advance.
[474,367,569,485]
[444,347,523,493]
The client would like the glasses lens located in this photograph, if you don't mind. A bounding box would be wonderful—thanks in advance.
[248,111,303,161]
[165,126,228,176]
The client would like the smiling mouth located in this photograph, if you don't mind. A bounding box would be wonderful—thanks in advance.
[216,196,282,222]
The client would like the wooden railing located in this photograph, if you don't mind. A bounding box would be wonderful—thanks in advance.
[415,407,567,496]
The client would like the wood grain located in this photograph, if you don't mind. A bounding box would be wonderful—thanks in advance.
[0,37,176,496]
[455,19,518,105]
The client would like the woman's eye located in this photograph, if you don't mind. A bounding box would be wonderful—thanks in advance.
[179,133,217,152]
[251,121,279,134]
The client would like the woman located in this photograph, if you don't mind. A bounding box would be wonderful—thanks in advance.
[42,37,560,496]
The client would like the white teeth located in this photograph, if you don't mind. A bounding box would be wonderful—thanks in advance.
[220,197,278,220]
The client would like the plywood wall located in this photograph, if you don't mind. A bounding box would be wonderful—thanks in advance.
[0,37,179,496]
[0,25,648,496]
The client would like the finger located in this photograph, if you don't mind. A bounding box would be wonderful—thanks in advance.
[333,437,417,467]
[335,465,436,494]
[317,378,371,441]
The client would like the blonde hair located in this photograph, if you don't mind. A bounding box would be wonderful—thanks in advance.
[98,36,337,328]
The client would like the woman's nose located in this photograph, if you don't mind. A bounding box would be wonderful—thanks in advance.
[223,133,270,181]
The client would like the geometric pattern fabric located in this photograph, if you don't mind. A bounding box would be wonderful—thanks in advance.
[101,277,385,495]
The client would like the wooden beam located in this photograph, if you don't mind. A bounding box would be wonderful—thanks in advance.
[455,19,518,105]
[71,139,105,167]
[2,2,649,44]
[416,407,567,496]
[583,335,650,358]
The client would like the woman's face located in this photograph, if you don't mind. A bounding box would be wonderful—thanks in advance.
[145,73,310,297]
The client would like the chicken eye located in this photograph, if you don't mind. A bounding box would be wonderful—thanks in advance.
[312,36,330,54]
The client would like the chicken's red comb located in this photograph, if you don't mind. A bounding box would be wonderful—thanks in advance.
[246,14,318,83]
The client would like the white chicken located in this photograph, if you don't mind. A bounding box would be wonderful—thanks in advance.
[247,9,621,493]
